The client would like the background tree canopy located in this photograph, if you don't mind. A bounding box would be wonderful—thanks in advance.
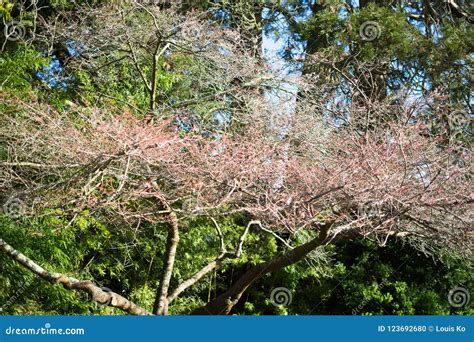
[0,0,472,316]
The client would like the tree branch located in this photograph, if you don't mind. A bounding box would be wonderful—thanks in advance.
[0,161,82,169]
[150,42,171,113]
[152,201,180,315]
[192,222,334,315]
[0,238,150,316]
[166,219,258,304]
[167,251,228,304]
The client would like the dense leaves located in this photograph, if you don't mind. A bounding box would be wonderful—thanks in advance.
[0,0,472,316]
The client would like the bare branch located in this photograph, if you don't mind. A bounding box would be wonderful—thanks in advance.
[0,239,150,316]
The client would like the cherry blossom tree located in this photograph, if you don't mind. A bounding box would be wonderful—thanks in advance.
[1,2,472,315]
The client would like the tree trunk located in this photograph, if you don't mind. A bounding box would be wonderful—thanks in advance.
[153,211,180,315]
[192,223,332,315]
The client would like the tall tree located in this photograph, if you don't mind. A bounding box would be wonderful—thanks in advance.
[0,1,472,316]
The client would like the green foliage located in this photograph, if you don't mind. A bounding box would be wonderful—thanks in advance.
[0,0,13,19]
[0,214,92,314]
[0,46,48,92]
[347,5,421,60]
[3,211,471,316]
[0,0,471,317]
[280,239,473,316]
